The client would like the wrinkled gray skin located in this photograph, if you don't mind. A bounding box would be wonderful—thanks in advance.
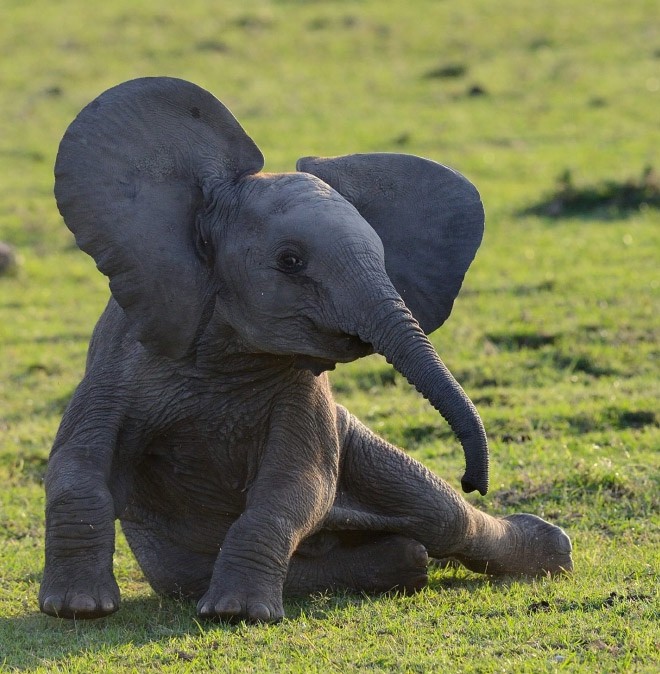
[40,78,572,623]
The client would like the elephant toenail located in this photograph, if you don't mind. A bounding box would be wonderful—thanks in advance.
[218,598,242,615]
[69,594,97,613]
[409,545,429,567]
[100,596,118,613]
[41,595,64,616]
[249,603,272,622]
[198,602,214,617]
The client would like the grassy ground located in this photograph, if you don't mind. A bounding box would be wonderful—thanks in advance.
[1,0,658,671]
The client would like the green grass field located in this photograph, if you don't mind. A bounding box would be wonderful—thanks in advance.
[1,0,658,671]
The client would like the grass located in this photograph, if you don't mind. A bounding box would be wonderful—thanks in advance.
[522,166,660,219]
[1,0,659,671]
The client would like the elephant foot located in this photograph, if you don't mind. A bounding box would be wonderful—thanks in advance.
[345,534,429,594]
[502,513,573,576]
[456,513,573,577]
[39,569,120,619]
[286,532,429,596]
[197,587,284,624]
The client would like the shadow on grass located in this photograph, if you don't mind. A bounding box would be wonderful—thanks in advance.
[0,596,208,670]
[0,576,501,669]
[520,166,659,220]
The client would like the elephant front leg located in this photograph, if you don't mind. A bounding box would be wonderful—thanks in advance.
[39,447,119,619]
[197,475,337,622]
[198,395,339,623]
[197,510,298,622]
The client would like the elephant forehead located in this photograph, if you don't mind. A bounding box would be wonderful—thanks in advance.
[271,201,381,250]
[236,173,380,248]
[253,172,356,214]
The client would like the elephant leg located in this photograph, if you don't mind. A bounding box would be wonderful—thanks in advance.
[285,531,429,596]
[331,408,573,577]
[39,447,119,619]
[39,380,124,619]
[124,523,428,600]
[196,396,341,623]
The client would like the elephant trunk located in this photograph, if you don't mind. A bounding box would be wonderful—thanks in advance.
[353,299,489,495]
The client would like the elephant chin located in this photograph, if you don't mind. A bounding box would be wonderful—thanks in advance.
[292,335,373,375]
[292,355,337,376]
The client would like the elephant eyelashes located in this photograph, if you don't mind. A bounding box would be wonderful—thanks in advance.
[277,252,306,273]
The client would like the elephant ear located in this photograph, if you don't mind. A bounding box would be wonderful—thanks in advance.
[55,77,264,358]
[297,153,484,334]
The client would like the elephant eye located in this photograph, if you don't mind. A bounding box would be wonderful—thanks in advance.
[277,252,305,273]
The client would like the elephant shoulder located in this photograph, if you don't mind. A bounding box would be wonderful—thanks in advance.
[85,297,149,379]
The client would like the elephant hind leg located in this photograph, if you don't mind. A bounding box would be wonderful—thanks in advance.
[121,519,216,600]
[335,407,573,577]
[284,531,429,596]
[125,518,428,600]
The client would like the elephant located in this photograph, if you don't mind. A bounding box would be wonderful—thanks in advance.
[39,77,572,623]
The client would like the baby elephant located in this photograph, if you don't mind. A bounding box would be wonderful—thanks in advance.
[40,77,572,622]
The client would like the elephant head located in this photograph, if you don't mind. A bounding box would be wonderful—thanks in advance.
[55,77,489,495]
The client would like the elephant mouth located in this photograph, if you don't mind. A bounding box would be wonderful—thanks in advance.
[292,355,338,375]
[292,334,373,375]
[340,333,374,358]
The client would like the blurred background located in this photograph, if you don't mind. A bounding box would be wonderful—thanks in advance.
[2,0,657,228]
